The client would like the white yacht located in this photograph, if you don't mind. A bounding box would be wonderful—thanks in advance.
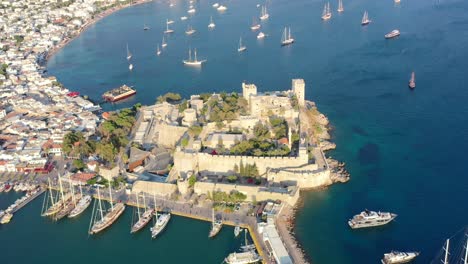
[209,209,222,238]
[213,3,220,8]
[150,193,171,239]
[183,48,206,66]
[68,194,92,218]
[208,16,216,29]
[238,37,246,52]
[166,19,174,25]
[217,5,227,11]
[257,32,266,39]
[234,226,242,237]
[385,29,400,39]
[348,209,397,229]
[321,2,332,20]
[259,5,269,20]
[188,8,196,13]
[381,251,419,264]
[129,63,133,71]
[181,16,188,21]
[281,27,294,46]
[361,11,371,25]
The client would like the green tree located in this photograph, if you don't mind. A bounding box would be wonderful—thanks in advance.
[73,159,85,170]
[188,174,197,188]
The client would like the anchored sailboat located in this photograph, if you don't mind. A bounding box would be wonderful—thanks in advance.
[126,43,132,60]
[431,228,468,264]
[281,27,294,46]
[208,16,216,29]
[156,44,161,56]
[185,25,196,35]
[337,0,344,12]
[259,5,269,20]
[162,36,167,48]
[129,63,133,71]
[54,174,81,221]
[183,48,206,66]
[408,72,416,89]
[68,185,92,218]
[164,20,174,34]
[251,17,261,30]
[131,193,154,234]
[88,185,125,235]
[209,208,222,238]
[150,192,171,239]
[238,37,246,52]
[361,11,371,25]
[321,2,332,20]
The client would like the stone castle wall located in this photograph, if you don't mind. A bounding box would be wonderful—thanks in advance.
[157,124,188,148]
[267,168,332,189]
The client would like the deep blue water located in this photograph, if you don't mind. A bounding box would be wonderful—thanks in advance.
[44,0,468,263]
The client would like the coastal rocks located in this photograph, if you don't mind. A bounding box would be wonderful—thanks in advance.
[320,140,336,151]
[327,157,350,183]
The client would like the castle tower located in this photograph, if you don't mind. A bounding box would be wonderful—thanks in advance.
[242,82,257,100]
[292,79,305,106]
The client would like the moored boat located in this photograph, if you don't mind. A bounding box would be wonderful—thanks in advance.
[381,251,419,264]
[348,209,397,229]
[183,48,206,66]
[257,32,266,39]
[131,193,154,234]
[209,209,223,238]
[89,186,125,235]
[281,27,294,46]
[68,194,92,218]
[0,212,13,224]
[150,192,171,239]
[208,16,216,29]
[234,225,242,237]
[408,72,416,89]
[102,85,136,102]
[385,29,400,39]
[321,2,332,20]
[238,37,246,52]
[361,11,371,25]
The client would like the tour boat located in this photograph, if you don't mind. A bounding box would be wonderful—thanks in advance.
[182,48,206,66]
[281,27,294,46]
[257,32,266,39]
[259,5,269,20]
[208,16,216,29]
[209,209,223,238]
[164,22,174,34]
[337,0,344,12]
[361,11,371,25]
[162,36,167,48]
[89,186,126,235]
[385,29,400,39]
[238,37,247,52]
[321,2,332,20]
[126,43,132,60]
[130,193,154,234]
[217,5,227,11]
[251,18,261,30]
[408,72,416,89]
[185,25,196,35]
[156,44,161,56]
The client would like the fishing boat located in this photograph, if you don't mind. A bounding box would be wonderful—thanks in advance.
[321,2,332,20]
[408,72,416,89]
[126,43,132,60]
[164,22,174,34]
[68,185,92,218]
[217,5,227,11]
[185,25,196,35]
[257,32,266,39]
[281,27,294,46]
[381,251,419,264]
[182,48,206,66]
[181,16,188,20]
[259,5,269,20]
[131,193,154,234]
[251,18,261,30]
[88,185,126,235]
[208,16,216,29]
[337,0,344,12]
[238,37,246,52]
[209,209,223,238]
[162,36,167,48]
[156,44,161,56]
[361,11,371,25]
[150,192,171,239]
[234,225,242,237]
[54,175,81,221]
[129,63,133,71]
[385,29,400,39]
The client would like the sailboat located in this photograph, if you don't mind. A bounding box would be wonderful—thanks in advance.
[164,21,174,34]
[166,19,174,25]
[185,25,196,35]
[143,23,150,30]
[337,0,344,12]
[54,174,81,221]
[209,208,223,238]
[41,178,63,217]
[183,48,206,66]
[131,193,154,234]
[321,2,332,20]
[361,11,371,25]
[156,44,161,56]
[208,16,216,29]
[88,185,125,235]
[234,225,242,237]
[408,72,416,89]
[224,229,261,264]
[126,43,132,60]
[238,37,246,52]
[162,36,167,48]
[68,185,92,218]
[251,17,261,30]
[281,27,294,46]
[259,5,269,20]
[129,64,133,71]
[150,192,171,239]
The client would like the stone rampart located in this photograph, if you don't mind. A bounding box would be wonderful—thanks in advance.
[157,124,188,148]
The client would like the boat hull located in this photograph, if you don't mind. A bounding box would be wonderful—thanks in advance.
[68,196,92,218]
[103,91,136,102]
[89,204,126,234]
[131,209,154,234]
[151,213,171,239]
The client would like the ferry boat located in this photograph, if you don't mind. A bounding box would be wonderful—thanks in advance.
[348,209,397,229]
[130,193,154,234]
[257,32,266,39]
[385,29,400,39]
[185,25,196,35]
[251,18,261,30]
[337,0,344,12]
[281,27,294,46]
[321,2,332,20]
[209,209,223,238]
[381,251,419,264]
[208,16,216,29]
[259,5,269,20]
[361,11,371,25]
[217,5,227,11]
[150,193,171,238]
[89,186,126,235]
[164,22,174,34]
[183,48,206,66]
[66,91,80,97]
[0,212,13,224]
[238,37,246,52]
[181,16,188,21]
[408,72,416,89]
[68,194,92,218]
[102,85,136,102]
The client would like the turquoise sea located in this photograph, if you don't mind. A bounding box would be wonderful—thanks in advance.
[5,0,468,263]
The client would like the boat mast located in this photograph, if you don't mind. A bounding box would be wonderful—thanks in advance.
[194,49,198,62]
[108,183,114,211]
[212,208,215,227]
[444,238,450,264]
[97,187,104,220]
[48,177,55,205]
[288,27,291,40]
[189,49,192,61]
[79,184,83,196]
[58,174,65,204]
[153,192,158,219]
[142,192,147,210]
[68,173,75,203]
[136,193,140,220]
[464,234,468,264]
